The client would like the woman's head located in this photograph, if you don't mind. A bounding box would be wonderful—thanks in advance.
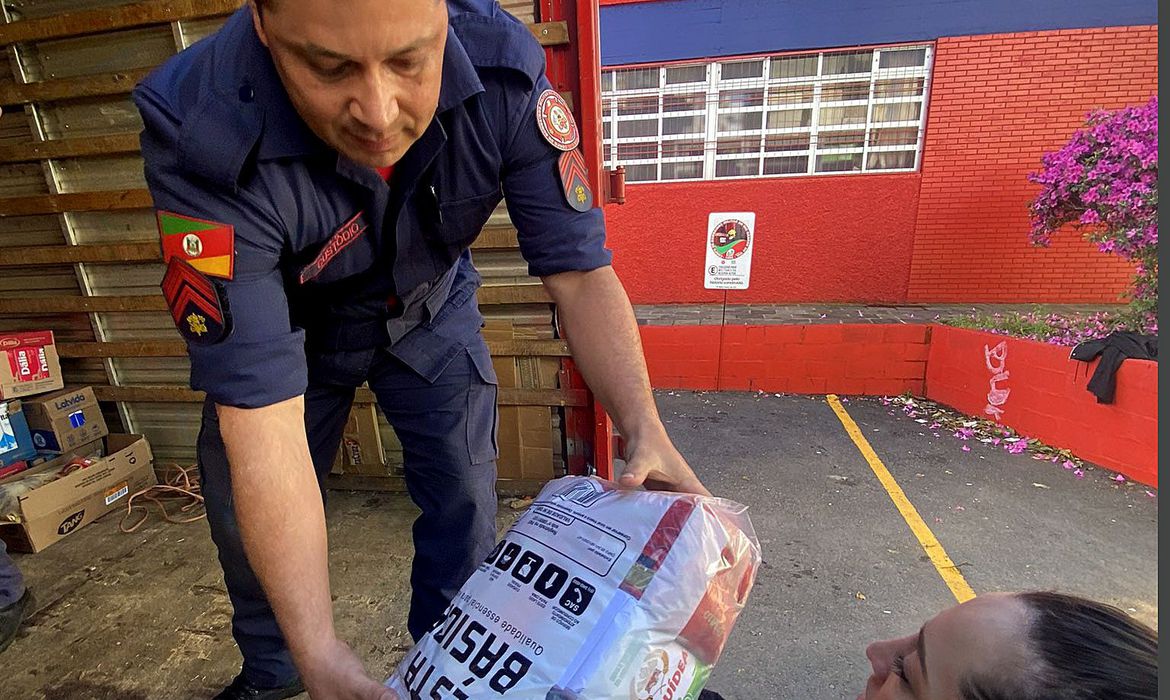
[860,591,1157,700]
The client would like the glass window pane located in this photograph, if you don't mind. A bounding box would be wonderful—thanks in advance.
[603,144,611,161]
[662,139,705,158]
[717,137,760,155]
[816,153,863,172]
[767,84,814,105]
[616,95,658,116]
[617,142,657,160]
[665,65,707,84]
[868,150,916,169]
[719,88,764,109]
[662,161,704,179]
[601,72,614,93]
[821,81,870,102]
[718,112,762,132]
[663,92,705,112]
[625,163,657,182]
[603,121,611,139]
[819,105,867,126]
[872,102,922,123]
[770,55,818,80]
[869,127,918,147]
[764,155,809,175]
[765,132,811,152]
[874,77,924,98]
[617,119,659,138]
[817,130,865,149]
[823,51,872,75]
[720,60,764,80]
[766,108,812,129]
[879,48,926,69]
[663,115,704,135]
[615,67,658,91]
[716,158,760,177]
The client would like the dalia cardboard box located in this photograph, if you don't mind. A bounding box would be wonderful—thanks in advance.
[0,331,64,400]
[22,387,109,454]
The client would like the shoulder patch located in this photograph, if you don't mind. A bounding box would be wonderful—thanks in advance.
[557,149,594,212]
[157,210,235,280]
[161,257,232,345]
[536,89,580,152]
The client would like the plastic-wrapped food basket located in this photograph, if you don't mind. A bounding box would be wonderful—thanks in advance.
[386,476,761,699]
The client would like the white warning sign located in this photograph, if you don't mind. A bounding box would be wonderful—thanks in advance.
[703,213,755,290]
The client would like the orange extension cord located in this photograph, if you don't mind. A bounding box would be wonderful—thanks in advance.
[119,463,206,533]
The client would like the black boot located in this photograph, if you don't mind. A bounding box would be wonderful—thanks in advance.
[0,588,32,654]
[212,673,306,700]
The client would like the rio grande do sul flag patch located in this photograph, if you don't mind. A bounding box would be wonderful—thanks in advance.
[157,210,235,280]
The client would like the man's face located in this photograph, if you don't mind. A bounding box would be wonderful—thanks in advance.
[251,0,448,169]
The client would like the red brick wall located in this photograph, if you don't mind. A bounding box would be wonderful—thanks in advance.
[925,325,1158,486]
[606,175,922,304]
[640,324,930,395]
[907,26,1157,303]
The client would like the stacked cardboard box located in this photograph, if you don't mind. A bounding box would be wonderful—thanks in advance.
[0,331,156,553]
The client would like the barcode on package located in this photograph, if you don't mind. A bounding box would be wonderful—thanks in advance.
[105,483,129,505]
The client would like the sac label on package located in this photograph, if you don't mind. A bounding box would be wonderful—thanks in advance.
[387,477,761,699]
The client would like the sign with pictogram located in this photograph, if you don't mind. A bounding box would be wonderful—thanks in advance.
[704,212,755,290]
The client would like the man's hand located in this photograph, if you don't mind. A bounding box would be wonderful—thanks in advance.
[543,267,712,497]
[301,638,399,700]
[619,428,711,496]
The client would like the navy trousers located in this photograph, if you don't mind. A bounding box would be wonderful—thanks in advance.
[0,537,23,609]
[197,339,500,687]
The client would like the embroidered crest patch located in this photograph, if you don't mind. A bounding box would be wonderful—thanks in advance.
[161,257,231,345]
[557,149,593,212]
[536,89,580,152]
[157,210,235,279]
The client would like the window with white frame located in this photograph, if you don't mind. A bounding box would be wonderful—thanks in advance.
[601,45,933,182]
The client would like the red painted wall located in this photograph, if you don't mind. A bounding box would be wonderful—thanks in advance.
[907,26,1157,302]
[607,175,922,304]
[639,324,929,395]
[638,323,1156,484]
[925,325,1157,486]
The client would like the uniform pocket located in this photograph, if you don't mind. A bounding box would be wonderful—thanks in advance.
[433,189,502,248]
[465,343,499,466]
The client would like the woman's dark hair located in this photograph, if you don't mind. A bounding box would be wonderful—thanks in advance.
[962,592,1158,700]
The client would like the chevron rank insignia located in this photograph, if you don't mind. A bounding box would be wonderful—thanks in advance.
[161,257,231,345]
[157,210,235,279]
[557,149,593,212]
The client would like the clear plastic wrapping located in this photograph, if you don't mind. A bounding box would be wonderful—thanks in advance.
[386,476,761,699]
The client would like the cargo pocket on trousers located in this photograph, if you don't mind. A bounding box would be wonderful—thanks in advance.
[466,346,499,466]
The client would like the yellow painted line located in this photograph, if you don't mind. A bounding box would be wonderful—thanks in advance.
[826,394,976,603]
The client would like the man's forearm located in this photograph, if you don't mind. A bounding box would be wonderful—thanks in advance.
[542,266,666,444]
[218,396,337,669]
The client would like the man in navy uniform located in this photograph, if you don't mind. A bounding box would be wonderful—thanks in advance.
[134,1,708,698]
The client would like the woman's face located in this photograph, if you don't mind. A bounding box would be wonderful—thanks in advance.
[859,593,1036,700]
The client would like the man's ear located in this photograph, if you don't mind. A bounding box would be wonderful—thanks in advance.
[249,1,270,47]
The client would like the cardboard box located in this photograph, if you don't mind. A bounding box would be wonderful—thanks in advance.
[22,387,110,454]
[0,400,36,469]
[0,434,155,553]
[0,331,64,400]
[332,404,387,476]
